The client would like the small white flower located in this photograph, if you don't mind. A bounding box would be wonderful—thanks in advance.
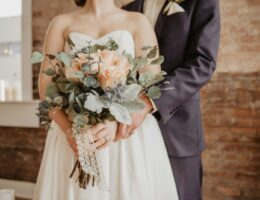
[164,0,185,16]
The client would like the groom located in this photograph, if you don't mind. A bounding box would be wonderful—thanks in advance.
[117,0,220,199]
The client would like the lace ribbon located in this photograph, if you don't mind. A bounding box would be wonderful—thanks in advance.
[71,128,107,189]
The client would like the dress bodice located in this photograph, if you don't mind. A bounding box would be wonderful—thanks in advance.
[64,30,135,57]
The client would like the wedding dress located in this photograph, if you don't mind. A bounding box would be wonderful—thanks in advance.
[33,30,179,200]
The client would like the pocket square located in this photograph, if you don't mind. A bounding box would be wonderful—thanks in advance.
[163,2,185,16]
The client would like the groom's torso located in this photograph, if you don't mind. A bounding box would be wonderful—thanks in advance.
[123,0,205,157]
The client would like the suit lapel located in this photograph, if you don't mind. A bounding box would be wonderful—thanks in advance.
[154,1,168,38]
[135,0,144,12]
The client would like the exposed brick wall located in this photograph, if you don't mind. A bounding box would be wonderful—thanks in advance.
[0,1,259,200]
[201,72,260,200]
[0,127,46,182]
[32,0,76,99]
[218,0,260,73]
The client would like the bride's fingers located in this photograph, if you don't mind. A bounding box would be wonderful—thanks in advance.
[125,126,135,138]
[66,134,78,153]
[115,124,127,141]
[125,126,130,138]
[94,131,108,148]
[70,141,78,153]
[97,137,113,150]
[93,129,107,142]
[91,123,105,135]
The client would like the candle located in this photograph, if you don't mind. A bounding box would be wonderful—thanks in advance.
[0,189,15,200]
[5,84,14,101]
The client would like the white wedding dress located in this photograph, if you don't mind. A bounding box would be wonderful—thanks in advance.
[33,30,179,200]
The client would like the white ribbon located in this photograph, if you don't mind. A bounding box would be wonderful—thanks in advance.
[163,1,185,16]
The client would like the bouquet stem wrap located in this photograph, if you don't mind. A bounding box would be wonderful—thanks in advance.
[70,127,107,189]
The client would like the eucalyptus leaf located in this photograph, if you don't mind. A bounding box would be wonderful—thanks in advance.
[92,44,106,52]
[53,96,63,105]
[31,51,44,64]
[84,76,97,87]
[147,86,161,99]
[151,56,164,65]
[105,39,119,50]
[123,52,134,65]
[141,45,153,51]
[46,54,56,60]
[65,82,77,92]
[109,103,131,125]
[122,100,145,113]
[81,63,91,72]
[84,93,104,113]
[135,57,148,68]
[69,91,75,106]
[138,72,153,87]
[75,97,82,110]
[147,46,157,59]
[121,84,141,101]
[139,71,167,88]
[45,82,59,97]
[57,83,67,93]
[56,78,70,83]
[45,96,52,103]
[67,36,75,48]
[56,52,71,67]
[74,71,84,78]
[43,68,56,76]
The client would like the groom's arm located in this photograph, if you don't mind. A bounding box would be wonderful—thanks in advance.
[154,0,221,124]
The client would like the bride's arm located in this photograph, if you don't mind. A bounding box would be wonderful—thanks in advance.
[116,13,161,140]
[134,14,161,75]
[38,15,77,153]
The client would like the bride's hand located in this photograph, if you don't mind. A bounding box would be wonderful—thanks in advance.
[115,95,153,140]
[91,120,118,150]
[64,128,78,155]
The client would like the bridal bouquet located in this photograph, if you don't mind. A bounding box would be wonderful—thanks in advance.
[32,37,166,189]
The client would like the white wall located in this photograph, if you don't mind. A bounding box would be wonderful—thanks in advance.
[0,17,21,43]
[0,54,21,83]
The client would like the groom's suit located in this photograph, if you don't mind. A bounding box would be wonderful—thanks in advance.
[123,0,220,199]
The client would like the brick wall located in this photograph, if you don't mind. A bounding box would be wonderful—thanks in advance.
[218,0,260,73]
[201,73,260,200]
[0,0,259,200]
[0,127,46,182]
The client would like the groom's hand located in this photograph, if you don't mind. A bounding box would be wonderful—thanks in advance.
[115,95,153,141]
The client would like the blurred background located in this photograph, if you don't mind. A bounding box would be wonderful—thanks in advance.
[0,0,259,200]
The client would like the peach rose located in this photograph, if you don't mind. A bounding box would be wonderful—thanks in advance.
[64,63,81,82]
[97,50,131,90]
[64,53,100,80]
[75,53,100,74]
[64,53,86,81]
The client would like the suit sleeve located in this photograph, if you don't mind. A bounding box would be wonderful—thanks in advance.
[154,0,221,124]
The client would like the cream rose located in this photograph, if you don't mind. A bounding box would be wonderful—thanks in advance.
[64,53,100,81]
[97,50,131,90]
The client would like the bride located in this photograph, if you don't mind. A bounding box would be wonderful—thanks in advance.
[33,0,179,199]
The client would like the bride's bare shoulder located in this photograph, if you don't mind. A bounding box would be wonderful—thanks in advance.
[124,11,152,32]
[47,13,74,31]
[122,11,154,38]
[45,11,81,41]
[125,11,148,22]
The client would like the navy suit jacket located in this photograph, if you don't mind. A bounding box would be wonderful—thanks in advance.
[123,0,220,157]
